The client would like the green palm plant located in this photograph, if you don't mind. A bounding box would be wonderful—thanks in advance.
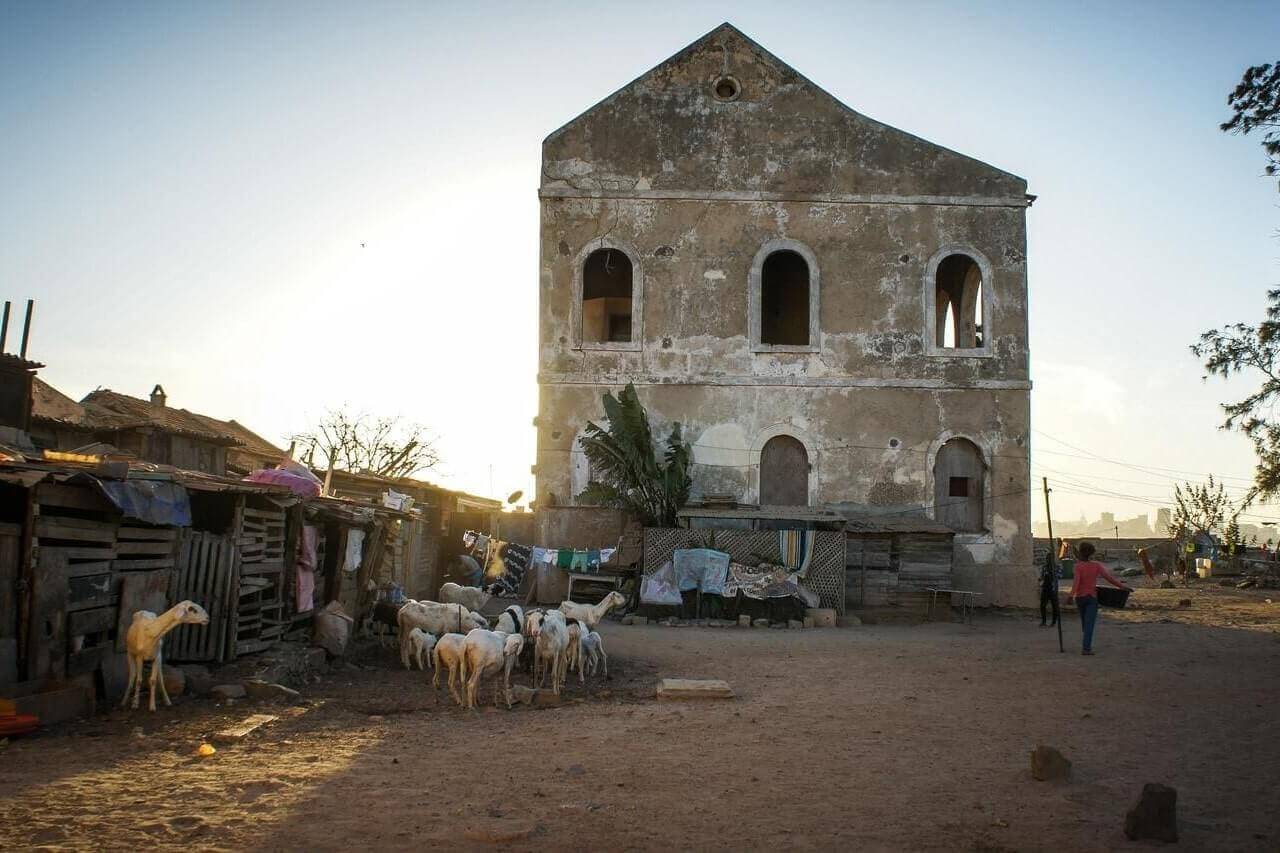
[575,384,692,527]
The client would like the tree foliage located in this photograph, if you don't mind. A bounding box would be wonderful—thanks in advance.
[1169,476,1241,544]
[1221,61,1280,184]
[293,409,439,479]
[1192,290,1280,498]
[575,383,691,527]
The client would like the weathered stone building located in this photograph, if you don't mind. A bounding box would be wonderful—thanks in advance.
[535,24,1033,604]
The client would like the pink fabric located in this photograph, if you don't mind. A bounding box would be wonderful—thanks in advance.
[244,468,322,498]
[296,525,319,612]
[1070,560,1126,599]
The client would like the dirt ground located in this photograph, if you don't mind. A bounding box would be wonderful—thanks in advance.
[2,583,1278,852]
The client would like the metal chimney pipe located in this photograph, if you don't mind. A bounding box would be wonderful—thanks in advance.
[19,299,33,359]
[0,301,9,353]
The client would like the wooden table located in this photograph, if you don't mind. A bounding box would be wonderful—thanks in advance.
[925,587,982,624]
[566,572,623,602]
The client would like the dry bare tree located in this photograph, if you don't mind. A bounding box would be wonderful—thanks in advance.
[292,409,439,479]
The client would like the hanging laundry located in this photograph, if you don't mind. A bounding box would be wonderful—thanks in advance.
[494,542,534,596]
[673,548,731,595]
[344,529,365,573]
[485,539,508,582]
[778,530,814,577]
[556,549,574,570]
[296,525,319,613]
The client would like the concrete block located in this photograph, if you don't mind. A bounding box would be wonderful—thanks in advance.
[656,678,734,700]
[803,617,815,628]
[738,615,752,627]
[752,618,770,628]
[806,608,837,627]
[787,619,803,629]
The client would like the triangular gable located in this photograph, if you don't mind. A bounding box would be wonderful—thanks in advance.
[543,23,1025,199]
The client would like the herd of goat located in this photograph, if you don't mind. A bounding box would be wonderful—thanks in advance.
[385,582,629,710]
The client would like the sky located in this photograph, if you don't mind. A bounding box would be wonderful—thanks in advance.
[2,1,1278,525]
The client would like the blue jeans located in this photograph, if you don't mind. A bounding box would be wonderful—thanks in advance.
[1076,596,1099,651]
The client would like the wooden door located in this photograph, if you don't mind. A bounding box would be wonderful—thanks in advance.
[760,436,809,506]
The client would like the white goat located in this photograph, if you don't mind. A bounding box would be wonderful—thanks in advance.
[564,617,586,684]
[431,632,469,706]
[398,601,488,669]
[581,630,608,677]
[122,600,209,711]
[460,629,509,709]
[407,627,437,671]
[502,632,524,692]
[535,611,569,694]
[439,582,491,612]
[558,591,627,629]
[521,609,545,673]
[494,604,524,635]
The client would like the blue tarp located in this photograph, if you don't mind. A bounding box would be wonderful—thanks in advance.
[72,474,193,527]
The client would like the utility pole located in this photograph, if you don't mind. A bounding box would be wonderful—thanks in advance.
[1043,477,1064,653]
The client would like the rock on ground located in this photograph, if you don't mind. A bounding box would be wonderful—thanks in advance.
[1124,783,1178,842]
[1030,745,1072,782]
[211,684,247,701]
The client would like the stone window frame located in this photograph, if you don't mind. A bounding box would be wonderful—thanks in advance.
[747,423,818,505]
[923,245,995,359]
[925,431,993,540]
[572,239,644,352]
[748,238,821,354]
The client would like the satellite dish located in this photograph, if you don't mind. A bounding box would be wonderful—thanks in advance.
[507,490,524,505]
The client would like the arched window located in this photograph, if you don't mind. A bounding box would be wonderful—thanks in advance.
[581,248,633,344]
[760,435,809,506]
[933,437,985,532]
[749,239,819,352]
[761,250,810,346]
[934,254,984,349]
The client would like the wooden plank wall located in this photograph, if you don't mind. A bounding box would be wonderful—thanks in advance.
[845,532,954,608]
[0,521,21,684]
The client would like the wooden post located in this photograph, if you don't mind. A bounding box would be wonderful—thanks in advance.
[1042,477,1063,653]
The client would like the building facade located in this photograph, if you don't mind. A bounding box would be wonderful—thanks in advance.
[535,24,1033,603]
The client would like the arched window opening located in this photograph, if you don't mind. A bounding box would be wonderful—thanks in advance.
[934,254,983,349]
[582,248,633,344]
[933,438,985,532]
[760,435,808,506]
[761,250,810,346]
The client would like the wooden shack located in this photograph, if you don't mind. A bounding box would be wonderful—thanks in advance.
[844,514,955,610]
[0,457,300,710]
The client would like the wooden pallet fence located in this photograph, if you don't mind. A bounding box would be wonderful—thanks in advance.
[169,531,237,662]
[234,503,288,656]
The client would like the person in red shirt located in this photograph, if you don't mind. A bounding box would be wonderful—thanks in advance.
[1068,540,1131,655]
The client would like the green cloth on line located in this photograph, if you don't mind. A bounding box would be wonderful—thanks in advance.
[556,549,573,569]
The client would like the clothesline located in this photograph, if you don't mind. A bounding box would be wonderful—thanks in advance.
[463,530,617,597]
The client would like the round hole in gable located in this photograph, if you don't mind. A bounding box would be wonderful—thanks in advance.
[712,76,741,102]
[889,438,901,449]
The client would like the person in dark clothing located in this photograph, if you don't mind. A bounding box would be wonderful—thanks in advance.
[1039,538,1062,627]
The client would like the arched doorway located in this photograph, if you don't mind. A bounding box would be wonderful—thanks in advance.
[933,437,985,532]
[759,435,808,506]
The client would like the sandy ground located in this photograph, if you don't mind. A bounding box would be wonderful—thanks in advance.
[2,583,1278,852]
